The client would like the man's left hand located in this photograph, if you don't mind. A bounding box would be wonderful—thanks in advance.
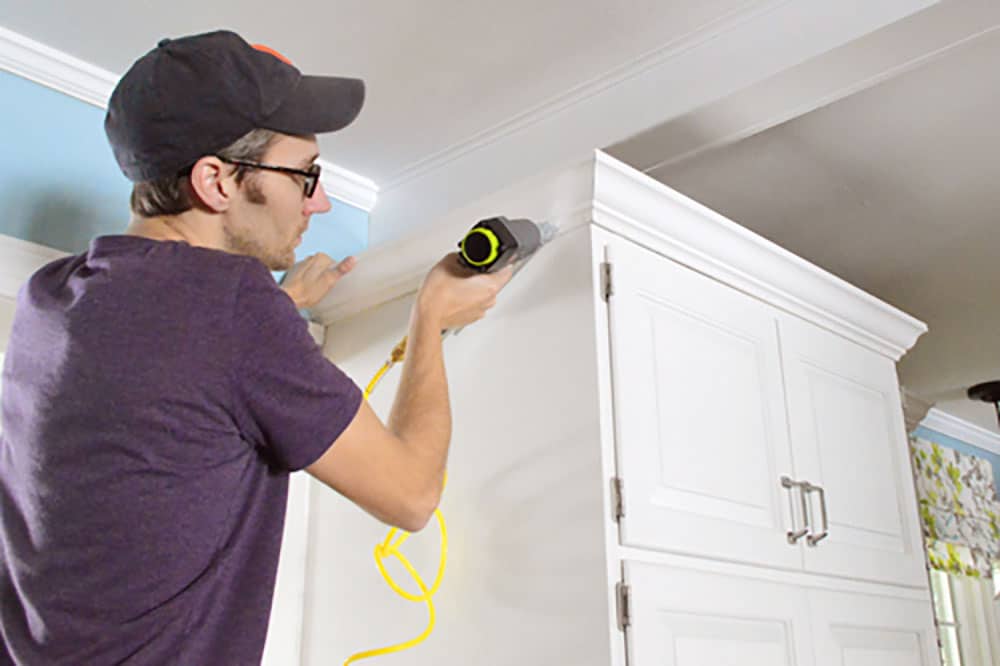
[281,253,357,310]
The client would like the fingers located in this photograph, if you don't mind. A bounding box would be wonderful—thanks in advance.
[280,253,357,310]
[490,264,515,288]
[302,254,355,279]
[309,252,335,269]
[333,255,357,276]
[414,253,519,329]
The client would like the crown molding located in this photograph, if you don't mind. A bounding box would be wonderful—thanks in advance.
[0,24,116,108]
[920,408,1000,457]
[317,160,378,212]
[0,25,378,212]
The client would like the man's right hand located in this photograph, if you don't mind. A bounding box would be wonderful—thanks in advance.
[307,252,515,533]
[413,253,514,330]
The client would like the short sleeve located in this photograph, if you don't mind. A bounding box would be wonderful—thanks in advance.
[230,262,363,471]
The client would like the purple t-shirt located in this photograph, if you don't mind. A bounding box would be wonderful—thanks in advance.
[0,236,362,664]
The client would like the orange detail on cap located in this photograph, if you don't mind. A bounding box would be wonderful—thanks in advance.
[252,44,293,65]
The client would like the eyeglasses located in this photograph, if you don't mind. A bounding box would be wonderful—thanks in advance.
[217,157,322,198]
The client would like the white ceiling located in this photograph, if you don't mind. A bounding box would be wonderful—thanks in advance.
[0,0,936,243]
[0,0,755,182]
[3,1,992,430]
[609,0,1000,432]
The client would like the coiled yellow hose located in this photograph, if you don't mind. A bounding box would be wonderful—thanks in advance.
[343,336,448,665]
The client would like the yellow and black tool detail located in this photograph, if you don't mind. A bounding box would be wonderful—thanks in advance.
[458,216,544,273]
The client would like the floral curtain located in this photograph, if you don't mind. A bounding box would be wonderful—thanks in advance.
[910,436,1000,578]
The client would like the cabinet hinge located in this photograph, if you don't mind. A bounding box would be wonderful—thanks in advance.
[611,477,624,522]
[615,581,631,631]
[600,262,614,301]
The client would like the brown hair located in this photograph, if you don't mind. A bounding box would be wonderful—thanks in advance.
[129,128,279,217]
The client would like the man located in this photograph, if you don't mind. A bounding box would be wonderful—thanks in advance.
[0,30,512,664]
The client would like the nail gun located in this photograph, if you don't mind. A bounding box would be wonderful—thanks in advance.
[457,216,558,275]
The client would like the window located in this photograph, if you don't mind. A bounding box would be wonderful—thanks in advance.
[929,568,1000,666]
[930,569,964,666]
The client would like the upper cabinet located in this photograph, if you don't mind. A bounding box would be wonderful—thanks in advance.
[607,235,799,571]
[605,230,925,586]
[778,312,926,586]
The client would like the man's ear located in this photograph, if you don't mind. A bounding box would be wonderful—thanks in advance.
[188,156,236,213]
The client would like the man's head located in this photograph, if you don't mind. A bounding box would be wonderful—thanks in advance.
[105,30,365,270]
[128,127,328,270]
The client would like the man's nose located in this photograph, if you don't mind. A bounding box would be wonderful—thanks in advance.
[305,182,332,215]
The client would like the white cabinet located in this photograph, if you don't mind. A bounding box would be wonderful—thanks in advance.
[626,562,813,666]
[780,314,926,586]
[607,232,925,587]
[626,561,938,666]
[608,236,799,571]
[808,587,940,666]
[296,151,933,665]
[606,229,926,587]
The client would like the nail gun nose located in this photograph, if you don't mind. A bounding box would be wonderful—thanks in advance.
[457,216,550,274]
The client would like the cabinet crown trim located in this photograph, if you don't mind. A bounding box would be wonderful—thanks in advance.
[311,150,925,360]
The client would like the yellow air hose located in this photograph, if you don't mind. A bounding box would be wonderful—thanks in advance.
[343,335,449,665]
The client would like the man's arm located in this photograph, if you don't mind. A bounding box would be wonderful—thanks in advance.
[304,254,512,532]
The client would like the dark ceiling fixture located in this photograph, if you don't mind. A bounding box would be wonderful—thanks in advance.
[967,381,1000,428]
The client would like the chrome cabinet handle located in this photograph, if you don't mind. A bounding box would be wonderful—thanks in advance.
[804,482,829,546]
[781,476,809,544]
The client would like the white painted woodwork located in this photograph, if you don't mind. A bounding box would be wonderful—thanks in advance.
[297,152,930,664]
[626,561,813,666]
[627,560,940,666]
[920,408,1000,457]
[607,235,800,570]
[261,473,313,666]
[780,313,926,586]
[808,587,939,666]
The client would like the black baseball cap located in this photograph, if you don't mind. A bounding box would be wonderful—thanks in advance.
[104,30,365,182]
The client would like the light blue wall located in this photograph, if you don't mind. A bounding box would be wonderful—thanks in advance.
[913,425,1000,496]
[0,69,367,260]
[0,70,129,252]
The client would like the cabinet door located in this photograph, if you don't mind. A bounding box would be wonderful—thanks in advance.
[606,237,801,570]
[808,588,940,666]
[625,561,814,666]
[779,314,926,586]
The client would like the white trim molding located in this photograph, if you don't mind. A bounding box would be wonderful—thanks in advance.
[0,24,116,108]
[0,25,378,212]
[317,160,378,213]
[920,408,1000,457]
